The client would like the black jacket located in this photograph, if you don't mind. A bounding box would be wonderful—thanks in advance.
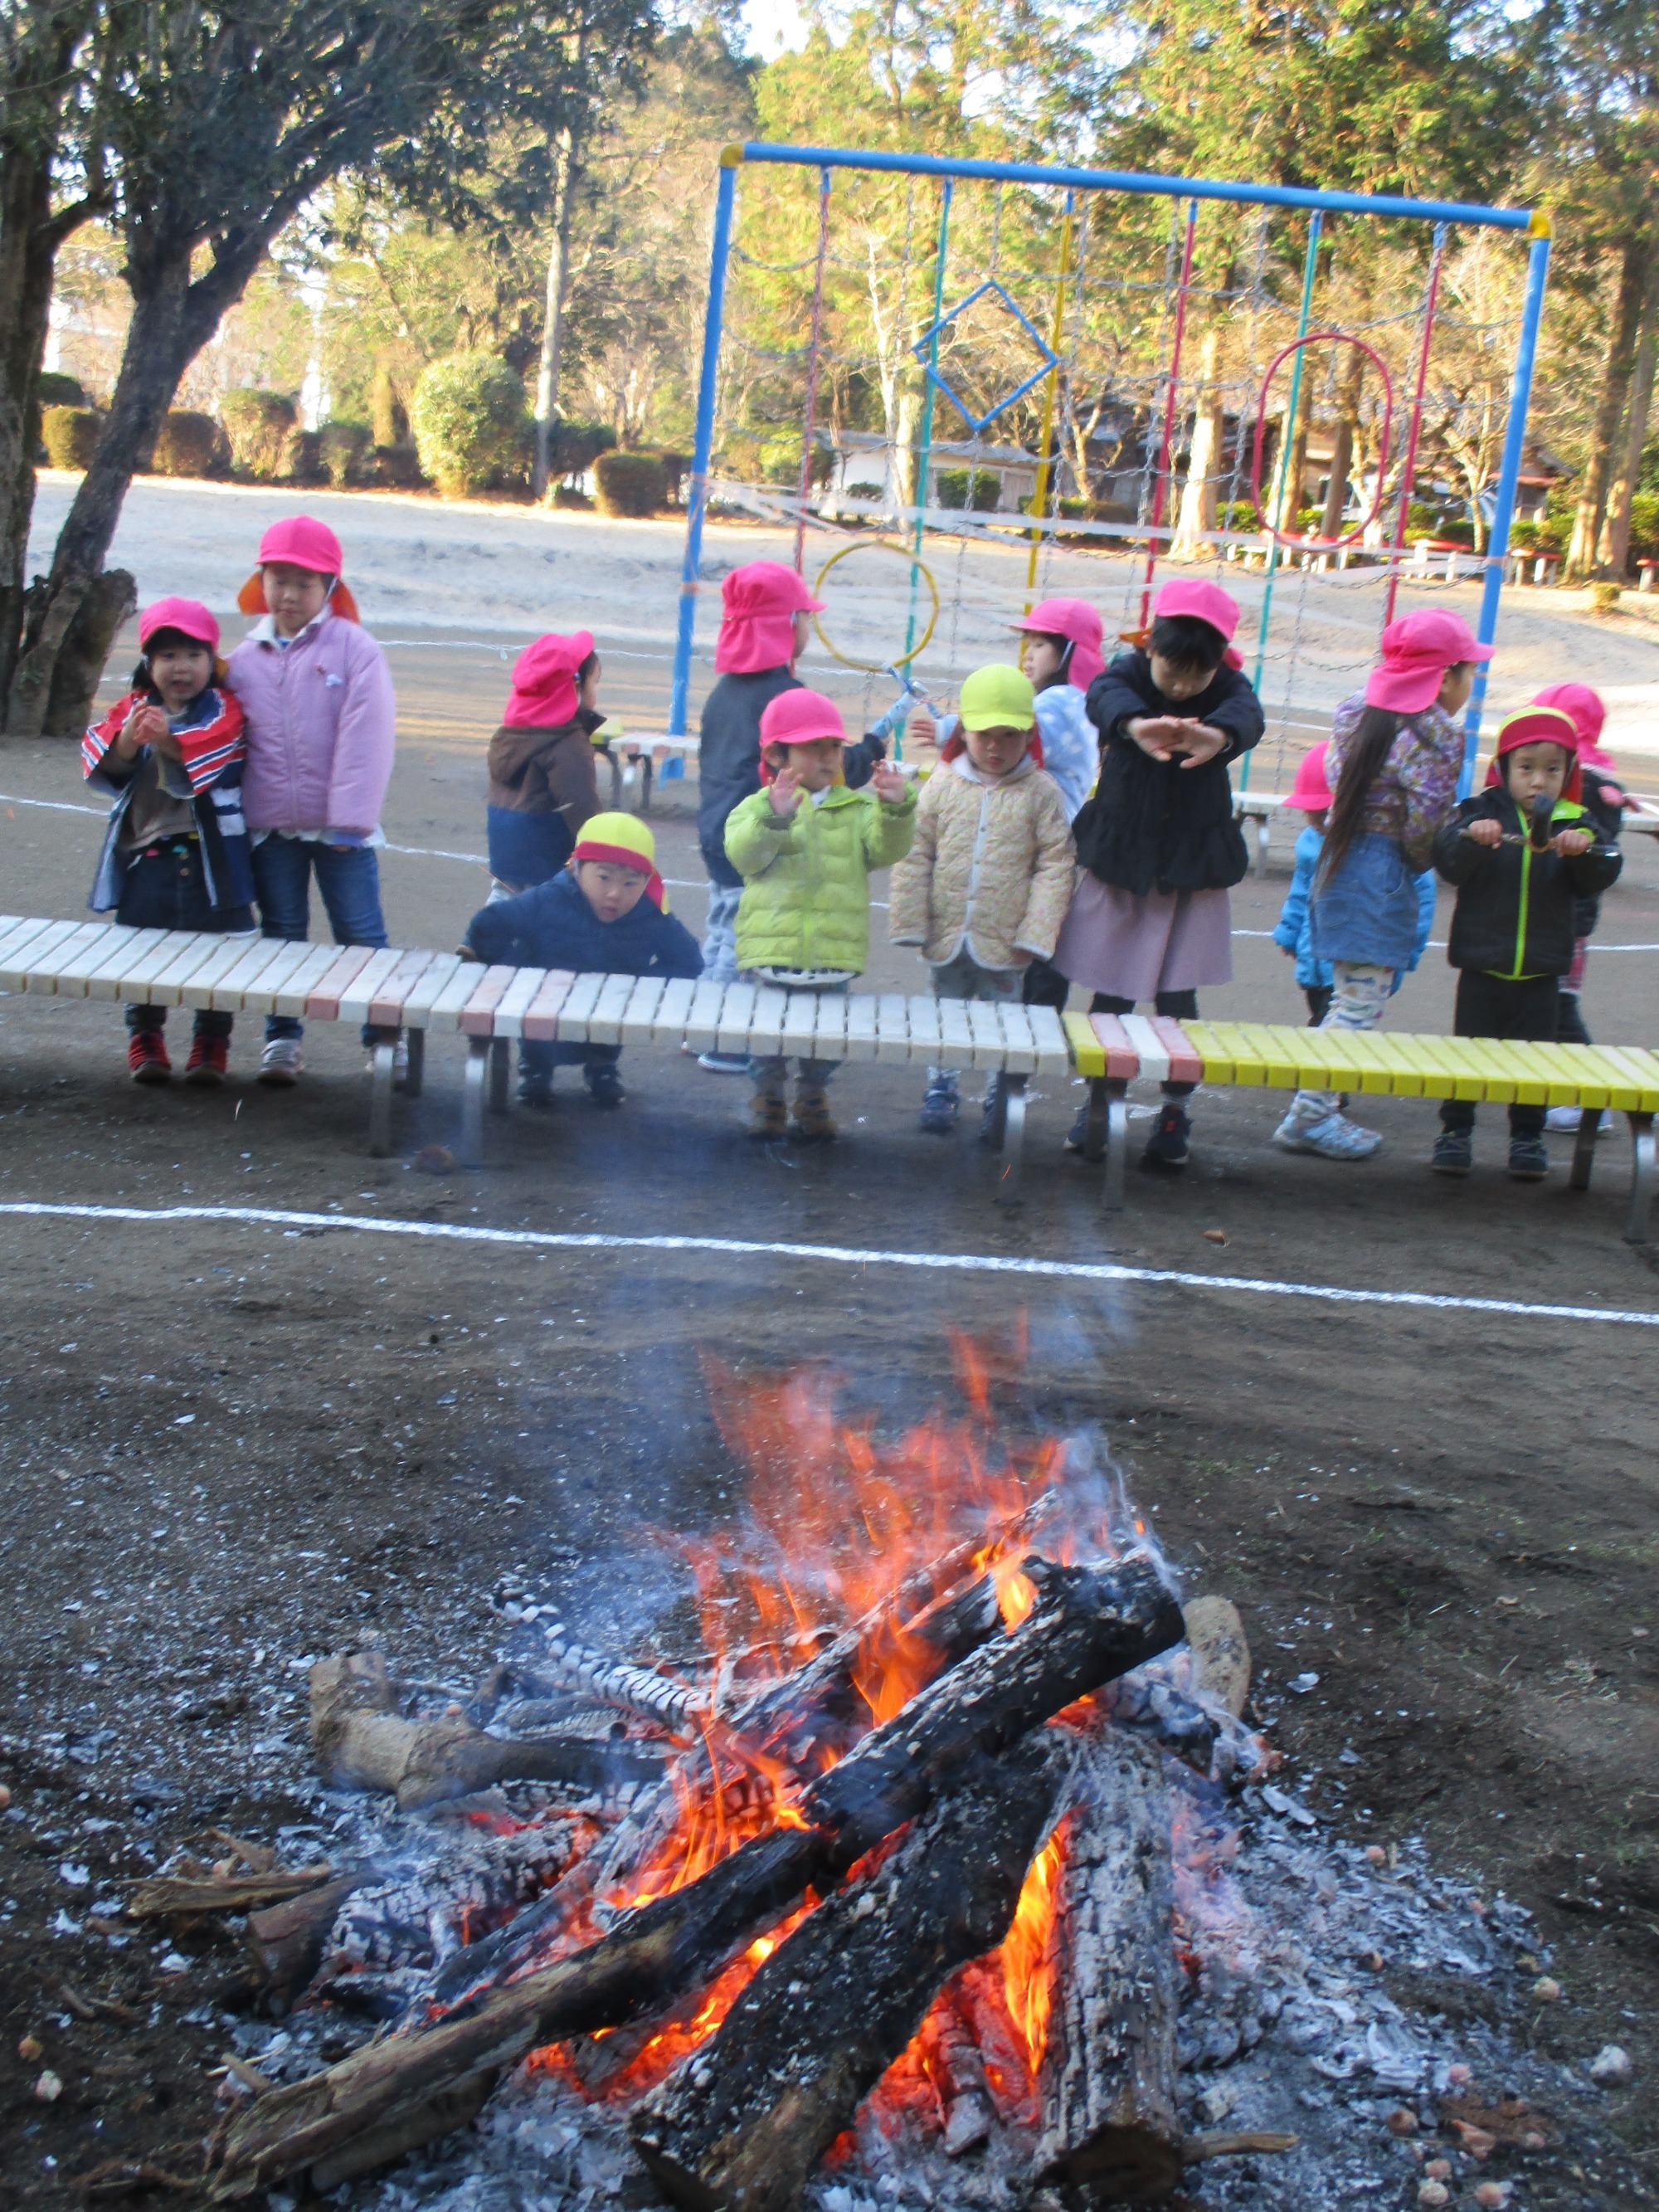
[465,869,703,981]
[1073,650,1265,894]
[1573,768,1626,943]
[697,667,885,882]
[1432,787,1621,979]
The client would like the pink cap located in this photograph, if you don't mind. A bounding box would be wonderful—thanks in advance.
[501,631,595,729]
[1287,742,1332,811]
[1365,609,1492,714]
[1152,577,1243,669]
[759,688,846,747]
[714,561,825,675]
[1533,682,1615,774]
[238,514,358,621]
[1012,597,1104,690]
[139,597,219,653]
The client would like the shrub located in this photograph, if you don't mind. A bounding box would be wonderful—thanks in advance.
[277,426,323,485]
[659,451,688,505]
[549,418,615,481]
[1438,518,1476,548]
[1219,499,1260,532]
[1535,514,1569,555]
[846,480,884,501]
[1589,580,1621,614]
[1626,490,1659,560]
[936,467,1000,511]
[319,419,372,489]
[593,449,666,518]
[41,406,101,470]
[371,441,426,489]
[150,411,221,478]
[221,388,297,480]
[552,484,593,509]
[411,353,528,498]
[1507,519,1540,554]
[38,372,86,409]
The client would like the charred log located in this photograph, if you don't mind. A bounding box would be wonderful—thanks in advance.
[246,1877,368,2015]
[631,1731,1073,2212]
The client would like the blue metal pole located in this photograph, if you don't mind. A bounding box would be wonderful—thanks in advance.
[737,142,1535,236]
[669,153,740,738]
[1458,222,1553,796]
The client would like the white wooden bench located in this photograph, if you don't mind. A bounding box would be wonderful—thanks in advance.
[1233,789,1287,874]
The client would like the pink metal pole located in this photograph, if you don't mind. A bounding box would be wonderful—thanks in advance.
[1382,222,1447,629]
[793,168,834,573]
[1137,199,1199,631]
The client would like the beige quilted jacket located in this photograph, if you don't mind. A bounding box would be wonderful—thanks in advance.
[888,754,1076,969]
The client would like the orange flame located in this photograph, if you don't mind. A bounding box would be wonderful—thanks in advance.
[1000,1824,1066,2073]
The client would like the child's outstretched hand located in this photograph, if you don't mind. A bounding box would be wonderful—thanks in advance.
[1174,722,1228,769]
[768,763,805,818]
[1126,714,1189,760]
[1551,826,1593,856]
[907,709,938,748]
[1464,818,1504,848]
[871,761,907,805]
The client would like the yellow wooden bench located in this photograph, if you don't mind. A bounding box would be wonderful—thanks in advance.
[1063,1012,1659,1242]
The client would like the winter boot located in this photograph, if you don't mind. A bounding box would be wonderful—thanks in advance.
[917,1069,959,1135]
[791,1074,837,1143]
[748,1065,788,1139]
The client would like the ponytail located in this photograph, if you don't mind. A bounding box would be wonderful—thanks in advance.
[1316,706,1404,890]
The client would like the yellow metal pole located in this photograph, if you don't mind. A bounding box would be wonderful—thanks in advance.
[1024,195,1076,606]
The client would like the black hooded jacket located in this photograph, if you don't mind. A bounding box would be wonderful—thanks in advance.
[1072,649,1265,894]
[1432,785,1622,978]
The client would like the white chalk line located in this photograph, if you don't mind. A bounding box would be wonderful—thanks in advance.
[2,1201,1655,1328]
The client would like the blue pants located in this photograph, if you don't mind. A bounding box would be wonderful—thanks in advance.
[253,837,388,1043]
[118,841,251,1040]
[520,1040,620,1087]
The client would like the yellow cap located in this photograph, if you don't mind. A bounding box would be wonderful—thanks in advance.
[958,662,1036,732]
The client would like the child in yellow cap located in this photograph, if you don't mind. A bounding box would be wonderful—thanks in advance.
[888,665,1074,1134]
[463,812,702,1107]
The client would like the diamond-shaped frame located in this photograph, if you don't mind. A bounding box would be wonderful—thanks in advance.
[912,279,1060,436]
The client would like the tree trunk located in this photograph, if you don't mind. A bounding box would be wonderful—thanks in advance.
[631,1732,1073,2212]
[1600,258,1659,578]
[1170,330,1221,558]
[532,128,577,500]
[1565,237,1652,583]
[894,376,922,510]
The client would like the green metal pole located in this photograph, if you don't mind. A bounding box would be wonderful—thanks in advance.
[1243,209,1321,789]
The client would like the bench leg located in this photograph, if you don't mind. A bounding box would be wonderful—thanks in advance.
[1083,1076,1107,1162]
[489,1035,510,1113]
[1256,814,1270,875]
[1569,1105,1599,1192]
[640,758,654,815]
[460,1039,490,1167]
[1102,1078,1129,1213]
[403,1026,425,1099]
[995,1073,1026,1206]
[1625,1112,1656,1243]
[367,1040,396,1157]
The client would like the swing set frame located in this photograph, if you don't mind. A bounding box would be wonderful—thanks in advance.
[669,141,1553,800]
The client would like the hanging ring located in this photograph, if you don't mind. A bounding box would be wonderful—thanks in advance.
[812,539,940,670]
[1249,331,1395,553]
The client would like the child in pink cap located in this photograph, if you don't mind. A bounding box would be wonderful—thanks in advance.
[723,688,914,1139]
[485,631,605,906]
[1273,607,1490,1162]
[83,598,251,1087]
[227,515,397,1088]
[1052,576,1265,1168]
[1531,684,1627,1133]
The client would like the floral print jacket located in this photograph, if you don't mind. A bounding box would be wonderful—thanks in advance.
[1324,689,1466,871]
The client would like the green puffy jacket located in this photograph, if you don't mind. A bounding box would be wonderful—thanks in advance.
[726,781,917,975]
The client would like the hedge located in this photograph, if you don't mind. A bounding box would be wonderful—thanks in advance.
[594,450,666,518]
[319,420,371,489]
[38,373,86,410]
[221,389,297,480]
[41,407,101,470]
[411,353,528,498]
[549,418,615,481]
[151,411,221,478]
[936,467,1000,512]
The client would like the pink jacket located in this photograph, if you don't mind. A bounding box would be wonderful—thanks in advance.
[228,615,397,838]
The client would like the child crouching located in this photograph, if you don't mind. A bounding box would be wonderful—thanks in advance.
[463,813,701,1108]
[888,664,1074,1135]
[1430,706,1620,1181]
[83,597,252,1085]
[724,689,916,1141]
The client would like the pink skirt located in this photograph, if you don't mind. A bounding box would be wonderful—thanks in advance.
[1053,879,1233,1000]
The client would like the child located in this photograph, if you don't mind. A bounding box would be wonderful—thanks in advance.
[1272,742,1435,1025]
[83,598,252,1085]
[1430,705,1620,1180]
[724,688,915,1140]
[1532,684,1627,1133]
[463,813,701,1107]
[228,515,397,1089]
[1274,607,1490,1162]
[486,631,603,898]
[888,664,1074,1134]
[1053,577,1265,1167]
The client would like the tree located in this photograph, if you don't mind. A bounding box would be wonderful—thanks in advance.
[6,0,659,736]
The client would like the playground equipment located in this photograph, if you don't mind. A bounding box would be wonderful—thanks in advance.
[669,144,1551,798]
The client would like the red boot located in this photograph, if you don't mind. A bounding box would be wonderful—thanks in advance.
[128,1029,172,1084]
[185,1031,229,1087]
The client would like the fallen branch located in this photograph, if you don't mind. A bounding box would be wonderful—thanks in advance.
[128,1866,334,1921]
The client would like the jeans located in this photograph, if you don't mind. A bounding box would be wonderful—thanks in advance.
[1286,961,1394,1122]
[118,842,252,1040]
[520,1040,620,1088]
[253,837,388,1044]
[1091,987,1199,1100]
[1438,971,1559,1141]
[927,951,1024,1088]
[701,882,742,985]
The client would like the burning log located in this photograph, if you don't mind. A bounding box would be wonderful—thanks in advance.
[210,1553,1180,2197]
[536,1633,707,1735]
[247,1876,368,2014]
[1034,1727,1183,2204]
[310,1651,662,1811]
[921,1988,997,2156]
[631,1731,1075,2212]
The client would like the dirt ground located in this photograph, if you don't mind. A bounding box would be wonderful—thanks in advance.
[2,541,1657,2207]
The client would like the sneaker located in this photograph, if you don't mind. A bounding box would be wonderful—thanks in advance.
[259,1036,304,1088]
[585,1061,625,1108]
[698,1051,752,1075]
[1063,1102,1091,1154]
[791,1084,837,1143]
[1431,1128,1472,1177]
[1141,1101,1191,1168]
[748,1085,788,1139]
[1545,1104,1608,1135]
[1275,1109,1381,1161]
[917,1076,959,1135]
[184,1032,228,1087]
[518,1075,555,1109]
[1508,1136,1550,1182]
[128,1030,171,1085]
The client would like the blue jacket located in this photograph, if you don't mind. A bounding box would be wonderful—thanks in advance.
[465,868,703,981]
[1274,824,1433,993]
[83,684,254,914]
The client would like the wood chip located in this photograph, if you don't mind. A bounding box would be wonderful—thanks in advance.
[127,1864,333,1919]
